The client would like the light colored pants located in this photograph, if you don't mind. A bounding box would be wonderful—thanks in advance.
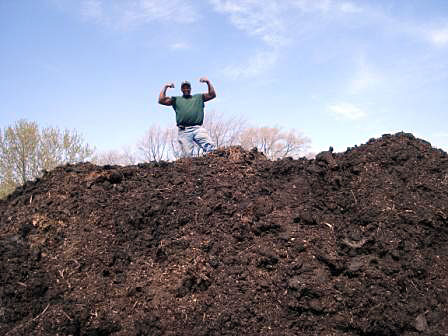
[178,125,215,158]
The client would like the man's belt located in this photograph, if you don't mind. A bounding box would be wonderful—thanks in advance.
[177,124,201,130]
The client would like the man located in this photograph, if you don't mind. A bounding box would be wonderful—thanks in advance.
[158,77,216,158]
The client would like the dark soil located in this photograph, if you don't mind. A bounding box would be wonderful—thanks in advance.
[1,132,447,336]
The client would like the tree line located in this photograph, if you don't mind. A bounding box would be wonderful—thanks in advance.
[96,111,311,164]
[1,116,310,198]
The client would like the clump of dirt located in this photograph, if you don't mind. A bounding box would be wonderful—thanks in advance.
[1,132,447,336]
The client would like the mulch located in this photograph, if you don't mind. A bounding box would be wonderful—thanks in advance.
[1,132,447,335]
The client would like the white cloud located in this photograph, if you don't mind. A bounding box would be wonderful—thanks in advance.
[290,0,363,14]
[209,0,363,46]
[209,0,288,48]
[209,0,365,78]
[290,0,332,12]
[169,42,190,50]
[81,0,103,21]
[349,56,381,94]
[138,0,197,23]
[339,2,362,14]
[328,102,367,120]
[77,0,198,28]
[390,19,448,48]
[221,49,278,79]
[427,27,448,47]
[209,0,287,79]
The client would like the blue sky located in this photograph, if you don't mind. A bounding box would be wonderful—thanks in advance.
[1,0,448,154]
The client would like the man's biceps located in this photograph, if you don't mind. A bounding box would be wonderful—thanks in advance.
[160,98,173,105]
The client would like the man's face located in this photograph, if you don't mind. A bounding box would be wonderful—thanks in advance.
[181,85,191,96]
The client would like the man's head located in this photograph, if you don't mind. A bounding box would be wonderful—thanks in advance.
[181,80,191,96]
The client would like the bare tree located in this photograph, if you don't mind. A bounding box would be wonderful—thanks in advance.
[121,145,138,165]
[203,110,247,148]
[138,125,173,162]
[182,111,248,157]
[239,126,310,160]
[166,127,182,160]
[92,146,137,166]
[0,120,93,198]
[282,129,311,158]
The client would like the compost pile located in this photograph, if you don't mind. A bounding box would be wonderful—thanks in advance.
[1,132,448,336]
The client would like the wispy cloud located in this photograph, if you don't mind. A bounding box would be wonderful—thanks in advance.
[377,13,448,49]
[209,0,365,78]
[290,0,362,14]
[328,102,367,120]
[338,2,362,14]
[80,0,103,21]
[349,55,382,94]
[209,0,363,47]
[221,49,279,79]
[169,42,191,50]
[426,26,448,47]
[209,0,287,78]
[209,0,288,48]
[132,0,198,24]
[290,0,332,13]
[77,0,198,28]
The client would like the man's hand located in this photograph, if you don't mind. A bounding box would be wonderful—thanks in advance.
[199,77,209,83]
[166,83,175,88]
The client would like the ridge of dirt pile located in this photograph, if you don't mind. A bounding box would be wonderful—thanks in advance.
[1,132,447,336]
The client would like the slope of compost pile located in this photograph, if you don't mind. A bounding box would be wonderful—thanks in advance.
[1,132,448,336]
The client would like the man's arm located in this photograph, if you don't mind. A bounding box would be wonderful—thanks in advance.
[200,77,216,102]
[158,83,175,106]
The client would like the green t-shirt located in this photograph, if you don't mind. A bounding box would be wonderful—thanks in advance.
[172,94,204,126]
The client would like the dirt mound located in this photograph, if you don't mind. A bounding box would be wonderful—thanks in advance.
[1,132,447,336]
